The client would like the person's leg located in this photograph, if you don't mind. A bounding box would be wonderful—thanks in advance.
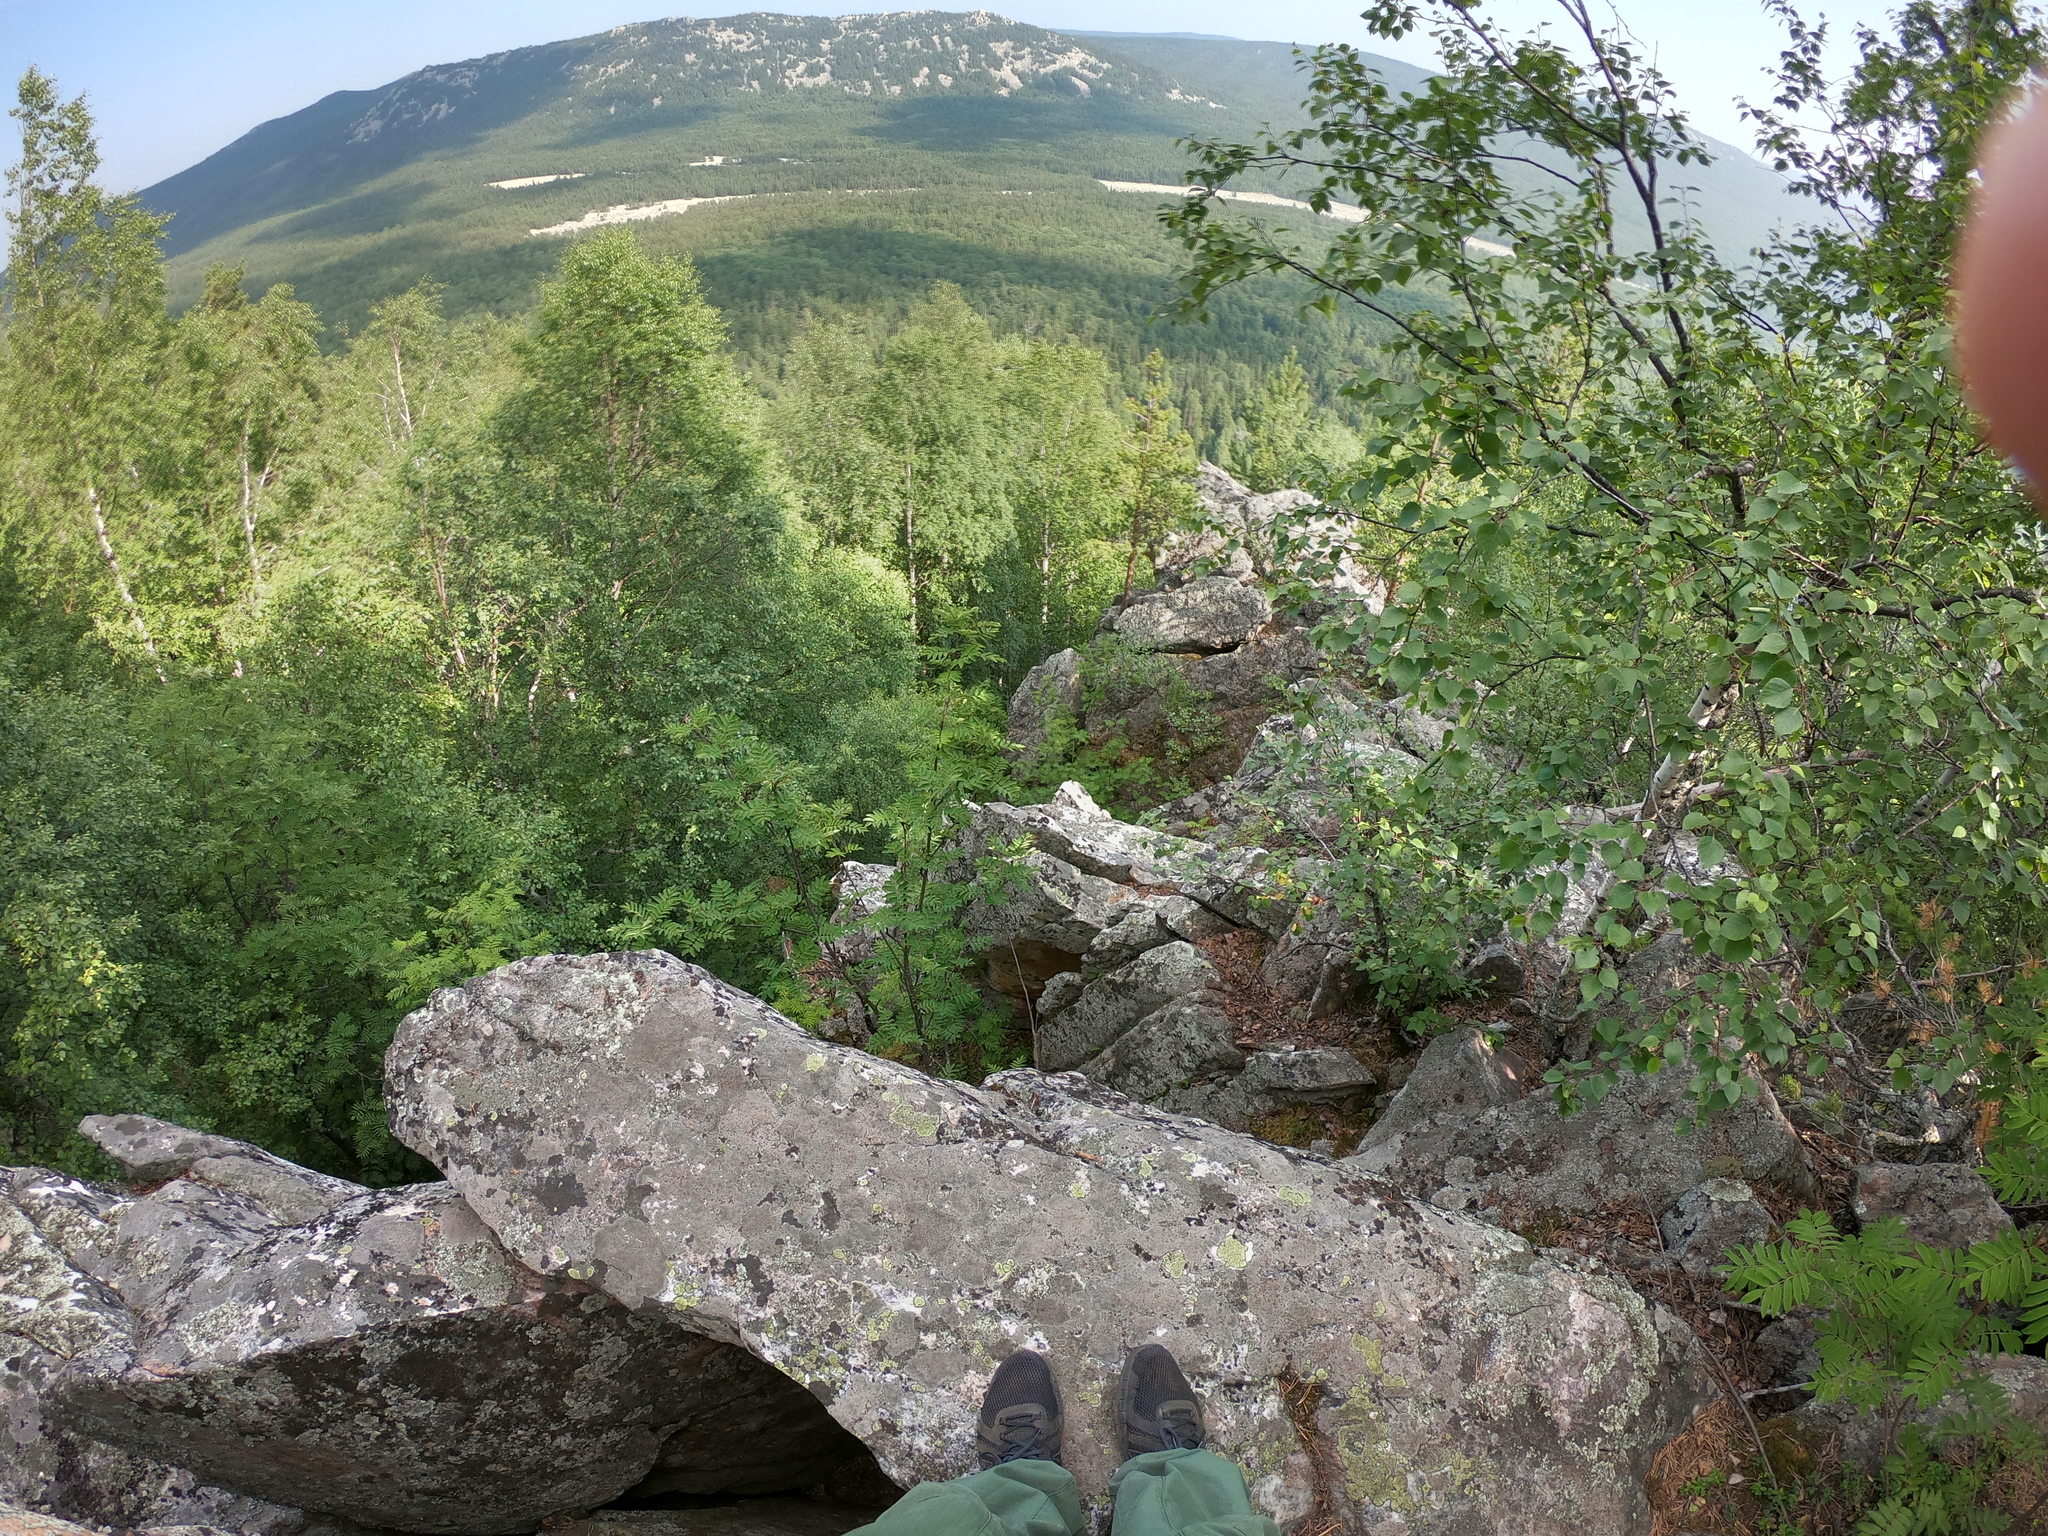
[1107,1448,1279,1536]
[1105,1344,1281,1536]
[844,1458,1082,1536]
[843,1348,1084,1536]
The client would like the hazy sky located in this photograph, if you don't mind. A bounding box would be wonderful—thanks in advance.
[1,0,1904,192]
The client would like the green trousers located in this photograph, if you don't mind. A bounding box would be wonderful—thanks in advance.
[843,1448,1281,1536]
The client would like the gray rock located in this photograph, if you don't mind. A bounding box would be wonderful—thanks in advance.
[76,1116,361,1228]
[1005,647,1082,759]
[387,950,1712,1533]
[1036,971,1084,1019]
[1080,999,1243,1103]
[970,785,1283,946]
[973,783,1218,889]
[1035,941,1218,1071]
[1235,1047,1378,1102]
[1165,465,1383,605]
[832,863,894,927]
[1157,894,1240,943]
[1,1170,397,1536]
[1754,1315,1821,1390]
[1081,900,1175,972]
[0,1504,227,1536]
[12,1146,871,1536]
[965,851,1135,997]
[3,1169,131,1520]
[53,1180,746,1533]
[1350,1033,1812,1215]
[1462,942,1527,1000]
[1111,577,1271,654]
[1364,1030,1529,1148]
[1659,1180,1775,1274]
[1166,1048,1378,1132]
[824,862,896,986]
[970,850,1133,957]
[1258,898,1361,1021]
[1851,1162,2013,1248]
[1793,1354,2048,1475]
[76,1115,249,1183]
[1122,631,1328,793]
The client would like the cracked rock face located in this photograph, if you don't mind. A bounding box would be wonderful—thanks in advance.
[7,1130,872,1536]
[387,950,1710,1534]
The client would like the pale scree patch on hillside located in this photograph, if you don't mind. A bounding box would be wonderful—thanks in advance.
[488,173,588,189]
[1095,179,1515,257]
[527,180,1517,251]
[527,187,919,237]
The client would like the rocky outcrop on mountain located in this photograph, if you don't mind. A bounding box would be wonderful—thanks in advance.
[1169,464,1383,600]
[3,1121,875,1536]
[388,949,1710,1534]
[1006,465,1353,792]
[835,778,1374,1130]
[1347,1028,1814,1217]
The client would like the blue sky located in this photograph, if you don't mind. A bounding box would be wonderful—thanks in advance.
[1,0,1901,192]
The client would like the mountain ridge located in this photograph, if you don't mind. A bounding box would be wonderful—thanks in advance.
[133,10,1807,443]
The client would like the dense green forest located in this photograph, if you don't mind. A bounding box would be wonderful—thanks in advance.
[0,61,1356,1178]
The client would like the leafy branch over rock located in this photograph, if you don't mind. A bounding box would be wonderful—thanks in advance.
[1167,0,2048,1124]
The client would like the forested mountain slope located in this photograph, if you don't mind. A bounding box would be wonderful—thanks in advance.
[139,10,1804,423]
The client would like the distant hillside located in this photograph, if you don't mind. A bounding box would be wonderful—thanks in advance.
[139,10,1808,434]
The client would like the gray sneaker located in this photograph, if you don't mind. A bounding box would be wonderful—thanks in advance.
[976,1348,1064,1468]
[1118,1344,1206,1456]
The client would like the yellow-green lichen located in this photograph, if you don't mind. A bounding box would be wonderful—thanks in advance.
[1337,1391,1416,1514]
[805,1053,827,1072]
[1275,1186,1312,1208]
[666,1265,703,1310]
[889,1102,940,1140]
[1216,1236,1249,1270]
[1163,1251,1187,1279]
[1350,1334,1383,1375]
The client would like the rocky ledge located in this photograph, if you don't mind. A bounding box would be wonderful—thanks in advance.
[384,949,1709,1532]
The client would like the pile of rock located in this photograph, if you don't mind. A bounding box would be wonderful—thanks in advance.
[4,954,1715,1535]
[11,957,2033,1536]
[826,778,1383,1134]
[4,1113,880,1536]
[1007,464,1376,794]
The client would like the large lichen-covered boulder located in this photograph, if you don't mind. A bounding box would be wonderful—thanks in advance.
[1,1167,396,1536]
[387,950,1711,1534]
[1111,576,1272,655]
[9,1127,873,1536]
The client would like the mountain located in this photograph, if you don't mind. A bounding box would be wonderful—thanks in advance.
[139,10,1806,426]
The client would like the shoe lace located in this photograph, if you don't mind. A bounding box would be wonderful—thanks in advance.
[990,1408,1050,1465]
[1157,1405,1203,1451]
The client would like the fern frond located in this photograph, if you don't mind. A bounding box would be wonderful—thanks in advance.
[1852,1495,1916,1536]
